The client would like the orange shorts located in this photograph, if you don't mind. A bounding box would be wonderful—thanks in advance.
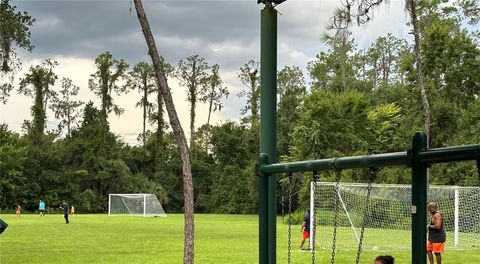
[303,231,310,239]
[427,241,444,253]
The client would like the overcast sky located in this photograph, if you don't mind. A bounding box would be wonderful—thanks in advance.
[0,0,409,145]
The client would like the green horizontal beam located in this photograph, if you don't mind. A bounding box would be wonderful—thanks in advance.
[417,143,480,164]
[259,144,480,174]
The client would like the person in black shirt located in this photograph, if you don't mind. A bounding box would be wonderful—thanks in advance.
[300,209,310,250]
[427,202,445,264]
[60,202,70,224]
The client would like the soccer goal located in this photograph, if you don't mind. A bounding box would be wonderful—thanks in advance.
[310,182,480,251]
[108,194,166,217]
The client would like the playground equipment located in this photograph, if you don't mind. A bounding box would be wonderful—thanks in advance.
[256,1,480,263]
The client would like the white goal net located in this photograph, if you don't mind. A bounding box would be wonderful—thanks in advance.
[108,194,166,217]
[310,182,480,251]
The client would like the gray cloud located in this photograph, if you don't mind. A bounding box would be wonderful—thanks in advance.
[4,0,410,143]
[16,1,261,69]
[15,0,408,71]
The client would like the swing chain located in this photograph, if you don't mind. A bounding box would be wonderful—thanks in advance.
[354,167,378,264]
[312,171,318,264]
[287,173,293,264]
[330,169,341,264]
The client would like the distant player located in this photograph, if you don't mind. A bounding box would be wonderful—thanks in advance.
[427,202,445,264]
[15,204,21,217]
[300,208,310,250]
[70,205,75,216]
[60,202,70,224]
[39,200,45,216]
[375,255,395,264]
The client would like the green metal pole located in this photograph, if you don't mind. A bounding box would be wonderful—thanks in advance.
[259,5,277,263]
[260,6,277,264]
[411,132,428,264]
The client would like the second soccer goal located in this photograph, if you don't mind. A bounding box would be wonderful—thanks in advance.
[108,194,166,217]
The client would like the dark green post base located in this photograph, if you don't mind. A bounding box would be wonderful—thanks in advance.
[411,132,428,264]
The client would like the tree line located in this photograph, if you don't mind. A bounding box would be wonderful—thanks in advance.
[1,0,479,215]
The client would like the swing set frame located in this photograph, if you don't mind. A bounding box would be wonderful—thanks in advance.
[256,2,480,264]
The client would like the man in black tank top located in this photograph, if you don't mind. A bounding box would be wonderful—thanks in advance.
[427,202,446,264]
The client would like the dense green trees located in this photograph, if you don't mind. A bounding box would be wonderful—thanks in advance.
[277,65,306,157]
[0,0,479,217]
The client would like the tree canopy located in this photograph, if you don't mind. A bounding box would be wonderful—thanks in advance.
[1,0,479,217]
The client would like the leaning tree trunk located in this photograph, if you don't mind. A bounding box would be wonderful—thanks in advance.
[156,88,165,173]
[408,0,431,147]
[133,1,195,263]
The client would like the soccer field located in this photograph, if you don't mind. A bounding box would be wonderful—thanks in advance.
[0,214,479,263]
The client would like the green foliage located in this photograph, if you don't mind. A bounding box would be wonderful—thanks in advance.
[124,62,156,145]
[18,60,58,145]
[277,65,306,157]
[207,122,258,213]
[292,90,370,159]
[367,103,403,152]
[281,209,306,225]
[237,60,260,127]
[76,188,96,212]
[211,122,253,168]
[208,165,255,214]
[176,54,210,148]
[1,0,479,216]
[0,124,28,209]
[49,77,83,137]
[0,0,35,74]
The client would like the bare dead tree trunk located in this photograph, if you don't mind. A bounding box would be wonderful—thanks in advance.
[67,103,71,137]
[133,1,195,263]
[408,0,431,147]
[206,94,213,129]
[249,69,258,127]
[204,91,214,152]
[1,36,11,72]
[190,61,196,149]
[143,79,147,146]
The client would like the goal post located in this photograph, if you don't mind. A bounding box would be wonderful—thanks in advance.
[310,182,480,251]
[108,194,166,217]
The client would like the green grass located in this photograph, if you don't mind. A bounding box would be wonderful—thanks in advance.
[0,214,479,263]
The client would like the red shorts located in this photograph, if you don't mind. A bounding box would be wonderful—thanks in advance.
[427,241,444,253]
[303,231,310,239]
